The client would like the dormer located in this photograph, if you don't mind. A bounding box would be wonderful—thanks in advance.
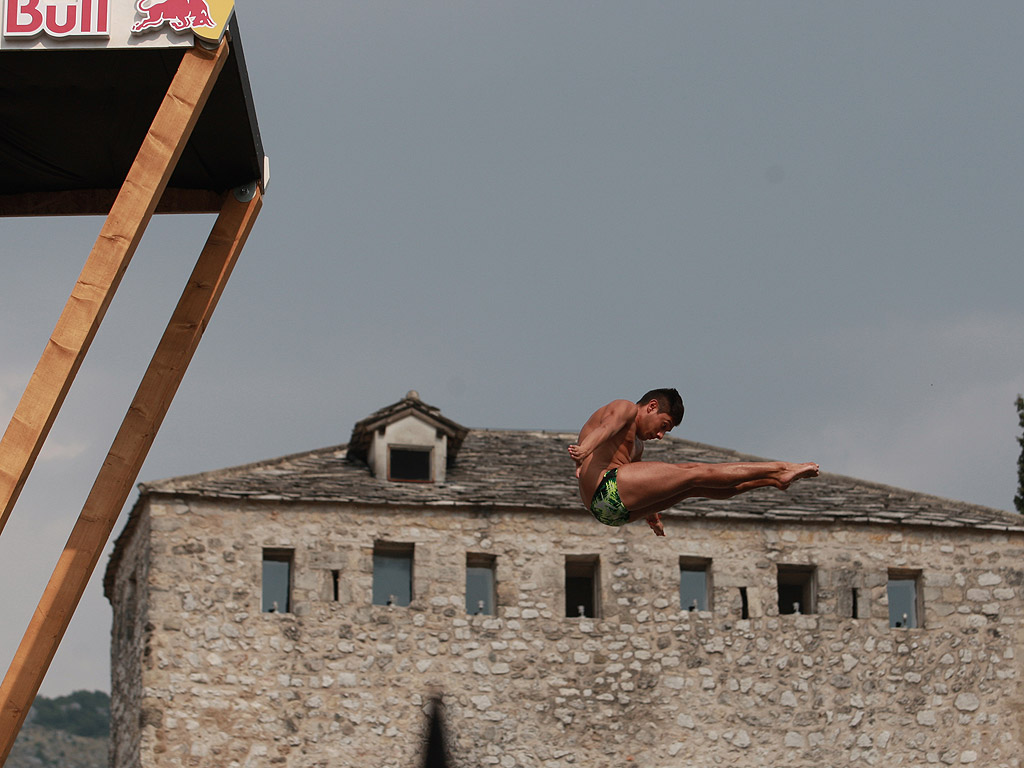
[346,391,469,483]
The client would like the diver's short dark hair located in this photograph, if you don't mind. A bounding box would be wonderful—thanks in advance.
[637,388,684,426]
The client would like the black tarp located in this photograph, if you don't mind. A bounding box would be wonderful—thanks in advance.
[0,17,263,214]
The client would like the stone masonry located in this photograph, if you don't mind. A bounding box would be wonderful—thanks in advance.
[107,494,1024,768]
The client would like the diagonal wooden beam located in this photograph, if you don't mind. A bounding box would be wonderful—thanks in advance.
[0,185,263,763]
[0,39,229,539]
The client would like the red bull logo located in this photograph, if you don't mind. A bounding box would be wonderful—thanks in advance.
[130,0,213,34]
[3,0,110,38]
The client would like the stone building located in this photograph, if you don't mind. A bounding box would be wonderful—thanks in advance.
[104,392,1024,768]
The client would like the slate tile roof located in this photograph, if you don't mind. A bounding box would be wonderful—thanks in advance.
[137,429,1024,532]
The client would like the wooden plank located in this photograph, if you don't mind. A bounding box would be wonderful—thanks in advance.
[0,186,263,763]
[0,40,229,539]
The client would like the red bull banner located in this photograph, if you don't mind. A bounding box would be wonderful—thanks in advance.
[0,0,233,49]
[3,0,110,38]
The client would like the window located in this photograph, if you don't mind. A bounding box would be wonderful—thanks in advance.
[888,570,922,628]
[679,557,711,612]
[389,446,432,482]
[372,542,414,606]
[834,570,861,619]
[117,574,138,645]
[565,555,600,618]
[466,553,496,615]
[262,549,293,613]
[777,564,816,615]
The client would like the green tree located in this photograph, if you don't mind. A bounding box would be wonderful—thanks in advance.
[30,690,109,738]
[1016,395,1024,514]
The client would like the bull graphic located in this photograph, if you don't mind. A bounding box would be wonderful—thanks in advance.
[131,0,215,32]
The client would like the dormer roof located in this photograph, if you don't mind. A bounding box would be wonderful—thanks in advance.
[346,391,469,466]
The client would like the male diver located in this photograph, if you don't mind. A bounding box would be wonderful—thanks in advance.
[568,389,819,536]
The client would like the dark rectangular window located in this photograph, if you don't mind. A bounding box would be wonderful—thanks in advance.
[777,564,816,615]
[262,549,293,613]
[466,553,496,615]
[565,555,600,618]
[836,571,861,619]
[331,569,341,602]
[373,542,414,606]
[679,557,711,612]
[389,447,432,482]
[888,570,922,628]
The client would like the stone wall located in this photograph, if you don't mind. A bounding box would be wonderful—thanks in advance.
[111,496,1024,767]
[108,506,152,768]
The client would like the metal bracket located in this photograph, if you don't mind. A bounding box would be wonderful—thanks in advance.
[233,181,258,202]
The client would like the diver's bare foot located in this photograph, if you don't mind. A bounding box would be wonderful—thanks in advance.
[647,513,665,536]
[779,463,819,486]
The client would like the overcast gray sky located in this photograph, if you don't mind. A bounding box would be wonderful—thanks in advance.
[3,1,1023,697]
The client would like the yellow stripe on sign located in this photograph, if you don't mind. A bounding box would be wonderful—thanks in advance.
[194,0,235,43]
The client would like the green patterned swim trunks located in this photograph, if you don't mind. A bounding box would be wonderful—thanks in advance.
[589,469,630,526]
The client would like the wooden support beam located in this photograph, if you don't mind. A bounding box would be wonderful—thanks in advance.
[0,39,229,539]
[0,186,263,763]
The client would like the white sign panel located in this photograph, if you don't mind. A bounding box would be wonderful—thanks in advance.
[1,0,232,49]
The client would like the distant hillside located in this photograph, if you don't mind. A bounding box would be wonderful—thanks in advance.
[6,691,108,768]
